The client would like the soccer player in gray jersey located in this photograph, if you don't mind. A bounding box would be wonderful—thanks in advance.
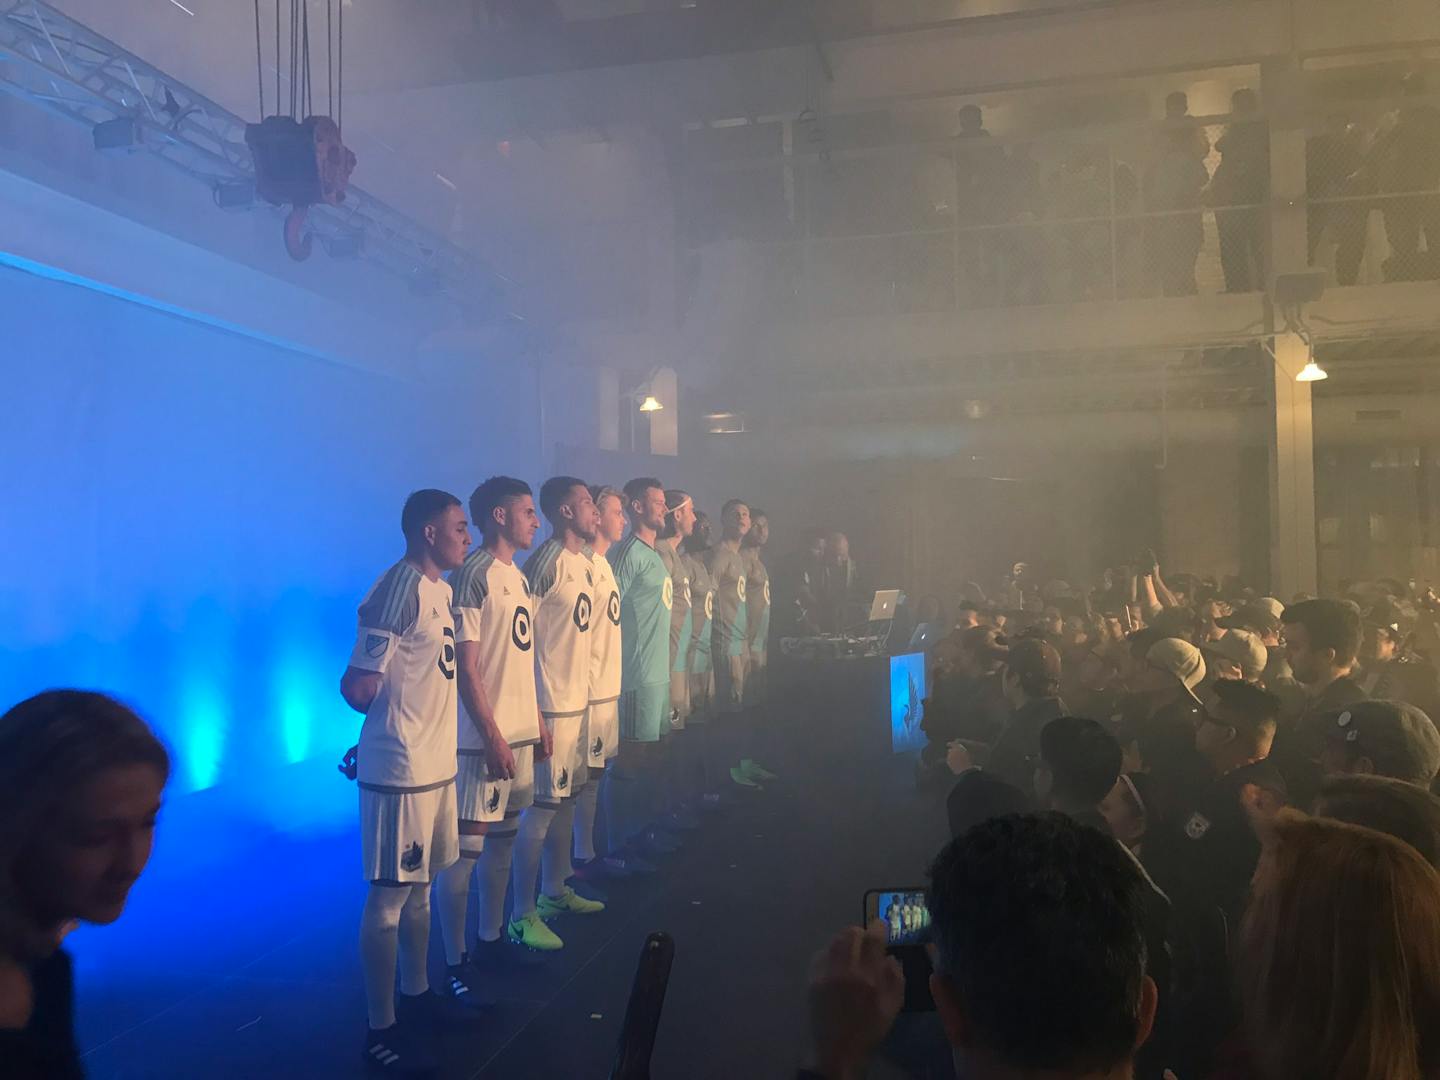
[340,489,470,1075]
[657,489,700,830]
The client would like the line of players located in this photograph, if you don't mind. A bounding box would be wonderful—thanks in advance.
[338,476,772,1075]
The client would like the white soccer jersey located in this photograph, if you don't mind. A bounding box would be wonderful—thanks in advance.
[348,562,458,790]
[524,539,594,716]
[588,547,623,704]
[449,548,541,750]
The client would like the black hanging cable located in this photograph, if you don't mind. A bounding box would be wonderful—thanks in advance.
[253,0,264,117]
[337,0,343,134]
[289,0,298,118]
[326,0,333,119]
[302,2,312,119]
[274,0,280,117]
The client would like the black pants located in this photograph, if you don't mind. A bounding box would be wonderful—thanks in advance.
[1216,206,1265,292]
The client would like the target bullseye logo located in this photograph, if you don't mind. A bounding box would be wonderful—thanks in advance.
[607,591,620,625]
[662,577,674,610]
[737,575,747,603]
[437,626,456,679]
[764,580,771,605]
[704,591,714,620]
[574,592,592,632]
[512,605,533,651]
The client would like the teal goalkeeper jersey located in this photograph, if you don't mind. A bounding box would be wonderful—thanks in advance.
[609,533,672,689]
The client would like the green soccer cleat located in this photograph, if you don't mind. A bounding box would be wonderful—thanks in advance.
[508,911,564,951]
[537,886,606,918]
[740,759,778,783]
[730,765,761,788]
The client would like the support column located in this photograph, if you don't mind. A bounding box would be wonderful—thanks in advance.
[1264,57,1319,598]
[1270,334,1319,599]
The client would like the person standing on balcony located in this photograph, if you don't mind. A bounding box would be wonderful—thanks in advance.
[1147,110,1211,296]
[1366,71,1440,282]
[954,104,1007,305]
[1208,88,1270,293]
[1306,112,1369,286]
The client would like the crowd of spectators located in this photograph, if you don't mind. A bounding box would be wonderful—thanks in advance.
[802,555,1440,1080]
[940,73,1440,307]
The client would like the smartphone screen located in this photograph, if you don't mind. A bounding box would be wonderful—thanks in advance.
[863,888,935,1012]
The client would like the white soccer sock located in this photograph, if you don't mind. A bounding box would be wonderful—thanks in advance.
[435,852,478,966]
[475,829,517,942]
[396,883,431,997]
[511,804,557,919]
[572,779,600,862]
[359,883,412,1030]
[542,799,578,896]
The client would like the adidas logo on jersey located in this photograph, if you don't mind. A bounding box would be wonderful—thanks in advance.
[400,841,424,873]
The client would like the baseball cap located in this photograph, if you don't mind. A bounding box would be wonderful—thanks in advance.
[1364,598,1413,637]
[1325,701,1440,787]
[1201,629,1267,681]
[1145,637,1206,693]
[1220,602,1282,638]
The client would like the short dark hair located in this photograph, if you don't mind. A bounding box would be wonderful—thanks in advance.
[683,511,711,555]
[1315,774,1440,868]
[1282,598,1363,666]
[539,476,587,523]
[468,476,531,533]
[1211,678,1281,740]
[622,477,662,515]
[1040,717,1122,807]
[929,814,1149,1073]
[401,489,461,541]
[721,498,749,519]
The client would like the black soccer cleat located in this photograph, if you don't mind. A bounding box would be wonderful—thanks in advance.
[361,1022,437,1075]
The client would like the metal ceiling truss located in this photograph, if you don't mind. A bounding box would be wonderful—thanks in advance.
[0,0,505,306]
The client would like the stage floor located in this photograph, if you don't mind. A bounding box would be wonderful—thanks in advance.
[72,698,949,1079]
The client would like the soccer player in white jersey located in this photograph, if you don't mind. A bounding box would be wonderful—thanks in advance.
[434,477,552,989]
[340,489,469,1075]
[507,477,607,950]
[572,484,626,878]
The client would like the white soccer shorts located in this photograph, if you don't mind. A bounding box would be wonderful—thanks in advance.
[359,779,459,884]
[455,744,535,824]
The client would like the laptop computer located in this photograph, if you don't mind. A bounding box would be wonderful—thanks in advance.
[868,589,901,622]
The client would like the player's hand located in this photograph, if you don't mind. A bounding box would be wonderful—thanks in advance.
[945,740,974,775]
[536,716,554,762]
[486,739,516,781]
[805,923,903,1080]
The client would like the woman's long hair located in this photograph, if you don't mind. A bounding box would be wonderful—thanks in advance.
[1239,810,1440,1080]
[0,690,169,959]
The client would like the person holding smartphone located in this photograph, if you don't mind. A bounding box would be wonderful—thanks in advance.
[803,814,1157,1080]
